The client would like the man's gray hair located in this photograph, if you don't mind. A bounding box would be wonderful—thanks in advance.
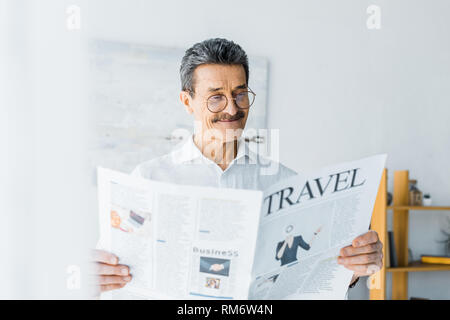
[180,38,249,96]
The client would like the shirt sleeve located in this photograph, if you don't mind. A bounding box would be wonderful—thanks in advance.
[296,236,311,251]
[257,161,298,191]
[131,155,168,180]
[131,158,158,179]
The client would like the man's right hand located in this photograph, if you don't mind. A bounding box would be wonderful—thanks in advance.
[92,249,132,294]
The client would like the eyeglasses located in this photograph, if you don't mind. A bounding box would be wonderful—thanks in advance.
[205,88,256,113]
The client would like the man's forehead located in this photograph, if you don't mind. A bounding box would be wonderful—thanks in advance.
[193,64,246,89]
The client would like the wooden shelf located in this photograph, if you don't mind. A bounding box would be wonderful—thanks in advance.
[387,261,450,272]
[387,206,450,211]
[369,169,450,300]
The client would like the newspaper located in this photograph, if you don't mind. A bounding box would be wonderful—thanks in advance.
[97,154,386,300]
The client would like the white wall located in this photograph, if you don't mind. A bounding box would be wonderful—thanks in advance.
[1,0,92,298]
[84,0,450,299]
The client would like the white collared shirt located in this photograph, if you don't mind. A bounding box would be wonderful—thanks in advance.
[132,135,297,190]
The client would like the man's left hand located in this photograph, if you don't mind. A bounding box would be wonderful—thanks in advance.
[338,230,383,281]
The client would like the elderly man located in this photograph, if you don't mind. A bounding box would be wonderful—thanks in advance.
[92,38,383,295]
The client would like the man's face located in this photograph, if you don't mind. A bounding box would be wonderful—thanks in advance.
[180,64,250,143]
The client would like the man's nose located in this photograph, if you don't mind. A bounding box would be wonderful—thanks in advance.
[222,94,239,115]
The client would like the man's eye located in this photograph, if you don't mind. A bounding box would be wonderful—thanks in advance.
[210,95,223,101]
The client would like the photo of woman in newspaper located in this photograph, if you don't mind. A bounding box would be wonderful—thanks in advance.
[205,278,220,289]
[275,224,323,266]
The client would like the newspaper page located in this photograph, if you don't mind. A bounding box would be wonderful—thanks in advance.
[248,154,386,300]
[97,168,263,300]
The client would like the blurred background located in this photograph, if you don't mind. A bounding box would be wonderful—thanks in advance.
[1,0,449,299]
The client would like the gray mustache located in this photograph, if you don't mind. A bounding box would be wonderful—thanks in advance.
[213,111,245,122]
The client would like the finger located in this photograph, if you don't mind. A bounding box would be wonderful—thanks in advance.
[338,252,382,265]
[92,249,119,265]
[342,263,382,276]
[340,241,382,256]
[94,263,130,276]
[98,275,132,285]
[352,230,379,247]
[100,283,127,293]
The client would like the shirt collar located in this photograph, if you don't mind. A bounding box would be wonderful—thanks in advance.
[173,134,257,165]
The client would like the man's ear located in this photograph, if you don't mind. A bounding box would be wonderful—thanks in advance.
[180,91,194,114]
